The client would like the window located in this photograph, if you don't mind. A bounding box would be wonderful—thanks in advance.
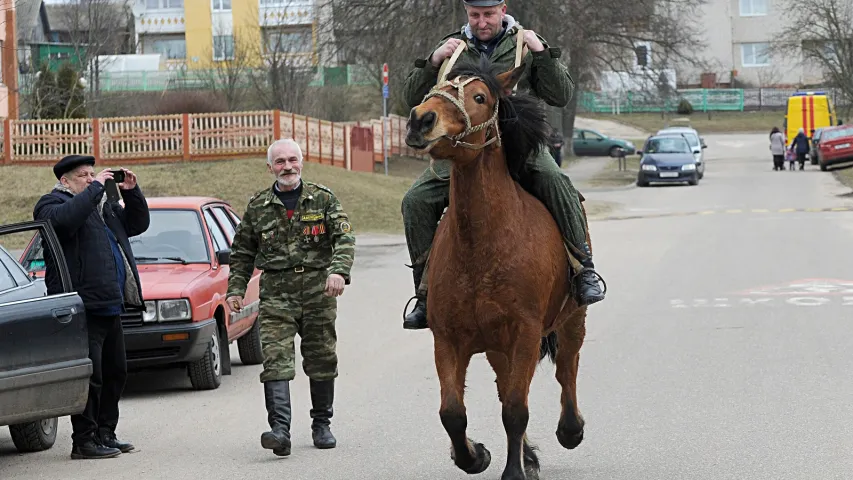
[739,0,767,16]
[147,0,183,9]
[204,210,230,251]
[0,262,16,292]
[212,0,231,10]
[213,35,234,61]
[741,43,770,67]
[211,207,236,242]
[0,247,30,287]
[264,29,313,54]
[149,36,186,59]
[129,210,210,263]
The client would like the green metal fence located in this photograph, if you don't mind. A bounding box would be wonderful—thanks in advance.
[579,89,745,113]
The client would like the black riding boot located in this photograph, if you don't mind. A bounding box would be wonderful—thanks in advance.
[260,380,292,456]
[403,264,428,330]
[574,242,606,306]
[309,379,337,449]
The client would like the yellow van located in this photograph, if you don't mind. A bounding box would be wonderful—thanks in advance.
[783,91,839,144]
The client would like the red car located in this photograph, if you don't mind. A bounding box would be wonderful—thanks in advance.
[19,197,263,391]
[816,125,853,171]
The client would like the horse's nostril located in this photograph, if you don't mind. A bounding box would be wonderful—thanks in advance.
[421,112,436,132]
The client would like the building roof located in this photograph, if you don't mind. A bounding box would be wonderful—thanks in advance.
[44,2,130,32]
[16,0,49,42]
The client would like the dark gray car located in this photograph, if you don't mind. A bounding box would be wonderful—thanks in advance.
[637,135,700,187]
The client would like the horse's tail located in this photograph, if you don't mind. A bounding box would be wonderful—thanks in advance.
[539,332,559,364]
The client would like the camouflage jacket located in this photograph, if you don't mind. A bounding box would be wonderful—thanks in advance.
[226,181,355,298]
[402,14,575,111]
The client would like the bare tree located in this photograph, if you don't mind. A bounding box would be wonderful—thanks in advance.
[53,0,135,117]
[326,0,708,153]
[197,23,254,111]
[775,0,853,113]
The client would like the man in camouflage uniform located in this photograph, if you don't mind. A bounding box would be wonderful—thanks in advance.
[226,139,355,456]
[400,0,606,330]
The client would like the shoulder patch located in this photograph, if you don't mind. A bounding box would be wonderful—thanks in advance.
[306,181,336,197]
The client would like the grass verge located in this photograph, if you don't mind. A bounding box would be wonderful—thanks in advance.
[586,156,641,187]
[831,165,853,190]
[0,156,427,248]
[583,111,783,134]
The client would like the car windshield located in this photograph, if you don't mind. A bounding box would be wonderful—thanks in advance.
[129,210,210,263]
[823,127,853,141]
[645,137,691,153]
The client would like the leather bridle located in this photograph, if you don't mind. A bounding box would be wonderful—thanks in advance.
[422,76,502,151]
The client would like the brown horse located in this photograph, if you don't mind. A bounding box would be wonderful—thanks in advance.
[404,57,589,480]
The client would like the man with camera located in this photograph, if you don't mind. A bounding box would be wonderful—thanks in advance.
[34,155,150,460]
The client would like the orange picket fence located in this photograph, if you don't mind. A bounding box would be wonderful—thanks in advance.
[0,110,423,173]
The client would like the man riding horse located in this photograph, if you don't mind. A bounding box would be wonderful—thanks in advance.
[401,0,606,330]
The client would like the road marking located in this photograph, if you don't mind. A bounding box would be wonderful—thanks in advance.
[595,206,853,222]
[669,279,853,309]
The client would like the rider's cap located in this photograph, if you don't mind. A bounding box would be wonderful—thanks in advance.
[463,0,505,6]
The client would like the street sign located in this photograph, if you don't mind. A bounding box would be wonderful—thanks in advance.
[382,63,389,86]
[382,85,389,98]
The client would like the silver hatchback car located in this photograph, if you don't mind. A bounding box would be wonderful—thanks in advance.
[656,127,707,179]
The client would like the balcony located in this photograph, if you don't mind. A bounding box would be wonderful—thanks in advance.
[135,12,187,34]
[259,0,314,27]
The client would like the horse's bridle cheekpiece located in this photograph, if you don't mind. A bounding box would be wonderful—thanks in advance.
[423,76,501,151]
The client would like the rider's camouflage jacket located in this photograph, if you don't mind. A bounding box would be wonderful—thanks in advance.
[402,16,575,111]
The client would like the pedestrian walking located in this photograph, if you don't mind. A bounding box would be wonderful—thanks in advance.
[769,127,786,170]
[789,127,810,170]
[33,155,149,459]
[226,139,355,457]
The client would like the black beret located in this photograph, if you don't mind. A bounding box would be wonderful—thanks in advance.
[53,155,96,180]
[463,0,505,6]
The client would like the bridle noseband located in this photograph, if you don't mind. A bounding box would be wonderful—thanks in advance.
[422,76,501,151]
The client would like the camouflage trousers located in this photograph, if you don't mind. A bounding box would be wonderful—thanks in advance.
[401,145,589,294]
[257,267,338,383]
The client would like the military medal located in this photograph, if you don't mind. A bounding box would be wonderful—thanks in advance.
[312,225,319,242]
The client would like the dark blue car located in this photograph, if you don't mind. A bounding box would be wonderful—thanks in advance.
[636,135,700,187]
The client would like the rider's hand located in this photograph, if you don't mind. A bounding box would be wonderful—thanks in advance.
[522,30,545,52]
[430,38,464,67]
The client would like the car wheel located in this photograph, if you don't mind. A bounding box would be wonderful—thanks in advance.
[688,174,699,186]
[820,163,828,171]
[9,417,58,453]
[237,318,264,365]
[188,327,222,390]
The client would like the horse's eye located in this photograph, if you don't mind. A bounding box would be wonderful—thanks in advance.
[474,94,486,104]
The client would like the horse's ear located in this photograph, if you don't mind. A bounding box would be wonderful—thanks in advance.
[496,65,525,95]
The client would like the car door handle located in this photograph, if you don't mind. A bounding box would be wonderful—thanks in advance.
[52,307,76,324]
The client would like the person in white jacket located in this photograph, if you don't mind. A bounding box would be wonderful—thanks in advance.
[769,127,786,170]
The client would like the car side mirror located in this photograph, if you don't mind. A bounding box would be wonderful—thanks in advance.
[216,249,231,265]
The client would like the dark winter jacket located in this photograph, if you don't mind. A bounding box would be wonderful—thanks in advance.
[33,180,150,313]
[791,133,810,154]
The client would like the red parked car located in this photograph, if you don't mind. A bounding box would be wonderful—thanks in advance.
[18,197,263,391]
[816,125,853,171]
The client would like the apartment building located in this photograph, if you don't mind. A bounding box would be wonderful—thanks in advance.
[134,0,321,70]
[678,0,821,88]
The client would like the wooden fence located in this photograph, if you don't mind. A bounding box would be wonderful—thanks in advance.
[0,110,422,172]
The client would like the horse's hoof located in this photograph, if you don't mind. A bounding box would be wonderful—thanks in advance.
[524,464,541,480]
[462,442,491,474]
[557,426,584,449]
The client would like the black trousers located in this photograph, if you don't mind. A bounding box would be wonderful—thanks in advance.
[70,313,128,444]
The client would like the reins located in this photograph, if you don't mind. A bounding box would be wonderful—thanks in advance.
[427,27,528,181]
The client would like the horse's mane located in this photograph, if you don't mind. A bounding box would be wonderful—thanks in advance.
[446,55,552,179]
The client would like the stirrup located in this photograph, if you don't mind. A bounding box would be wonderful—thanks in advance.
[403,295,419,321]
[577,267,608,296]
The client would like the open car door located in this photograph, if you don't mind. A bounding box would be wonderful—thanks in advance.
[0,220,91,453]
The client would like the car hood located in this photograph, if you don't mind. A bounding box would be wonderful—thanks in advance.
[137,264,211,299]
[642,153,695,165]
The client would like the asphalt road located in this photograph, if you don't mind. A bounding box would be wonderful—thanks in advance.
[4,133,853,479]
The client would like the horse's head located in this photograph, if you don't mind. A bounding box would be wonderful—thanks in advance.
[405,62,525,163]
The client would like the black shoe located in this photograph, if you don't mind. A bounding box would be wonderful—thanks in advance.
[403,298,428,330]
[309,379,337,449]
[403,263,429,330]
[98,429,134,453]
[70,438,122,459]
[574,242,606,306]
[260,380,292,456]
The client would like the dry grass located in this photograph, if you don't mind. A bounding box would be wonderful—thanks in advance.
[830,164,853,190]
[583,110,783,134]
[0,156,427,248]
[586,156,641,187]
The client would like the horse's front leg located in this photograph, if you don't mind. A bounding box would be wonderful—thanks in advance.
[499,332,542,480]
[434,335,491,474]
[555,310,587,449]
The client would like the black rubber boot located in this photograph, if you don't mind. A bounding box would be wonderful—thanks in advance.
[403,264,428,330]
[98,428,134,453]
[70,438,122,459]
[309,379,337,449]
[574,242,606,306]
[260,380,292,456]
